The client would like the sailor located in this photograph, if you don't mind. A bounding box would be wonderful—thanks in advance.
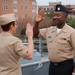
[33,4,75,75]
[0,13,34,75]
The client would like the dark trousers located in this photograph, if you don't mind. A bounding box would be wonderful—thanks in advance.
[49,59,74,75]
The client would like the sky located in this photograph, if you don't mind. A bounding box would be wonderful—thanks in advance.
[36,0,75,5]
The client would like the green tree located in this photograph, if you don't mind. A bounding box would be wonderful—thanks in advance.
[66,17,75,28]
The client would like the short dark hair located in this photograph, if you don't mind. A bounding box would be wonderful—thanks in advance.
[1,21,15,31]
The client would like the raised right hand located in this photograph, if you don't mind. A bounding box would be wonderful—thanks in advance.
[35,9,44,23]
[26,23,33,38]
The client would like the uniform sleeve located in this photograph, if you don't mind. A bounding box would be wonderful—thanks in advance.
[70,31,75,50]
[15,39,28,58]
[39,28,46,39]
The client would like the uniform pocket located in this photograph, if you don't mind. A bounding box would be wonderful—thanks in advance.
[57,39,67,45]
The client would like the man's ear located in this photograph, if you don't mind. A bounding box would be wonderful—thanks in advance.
[10,24,13,30]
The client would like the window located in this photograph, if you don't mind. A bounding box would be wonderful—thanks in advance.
[51,8,53,10]
[32,0,35,5]
[13,6,18,12]
[44,8,46,11]
[14,6,17,9]
[32,15,35,20]
[25,0,28,2]
[3,5,8,10]
[32,8,35,12]
[25,6,28,10]
[25,14,28,18]
[47,8,49,10]
[44,12,47,14]
[4,0,8,2]
[13,0,18,4]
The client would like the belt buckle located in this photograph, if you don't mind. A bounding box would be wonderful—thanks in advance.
[54,63,58,66]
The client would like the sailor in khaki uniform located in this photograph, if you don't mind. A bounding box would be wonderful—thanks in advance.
[33,4,75,75]
[0,13,34,75]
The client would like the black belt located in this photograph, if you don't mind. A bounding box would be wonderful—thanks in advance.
[51,59,73,66]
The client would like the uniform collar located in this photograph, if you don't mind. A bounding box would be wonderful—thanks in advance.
[51,23,67,33]
[51,26,56,32]
[61,23,67,33]
[0,32,13,36]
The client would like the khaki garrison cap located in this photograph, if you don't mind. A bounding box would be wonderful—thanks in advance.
[0,13,16,26]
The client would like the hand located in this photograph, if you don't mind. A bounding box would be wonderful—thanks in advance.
[35,9,44,23]
[26,23,33,38]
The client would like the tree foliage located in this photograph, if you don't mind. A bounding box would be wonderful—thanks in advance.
[66,17,75,28]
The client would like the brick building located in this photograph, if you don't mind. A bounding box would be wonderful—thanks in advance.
[0,0,37,35]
